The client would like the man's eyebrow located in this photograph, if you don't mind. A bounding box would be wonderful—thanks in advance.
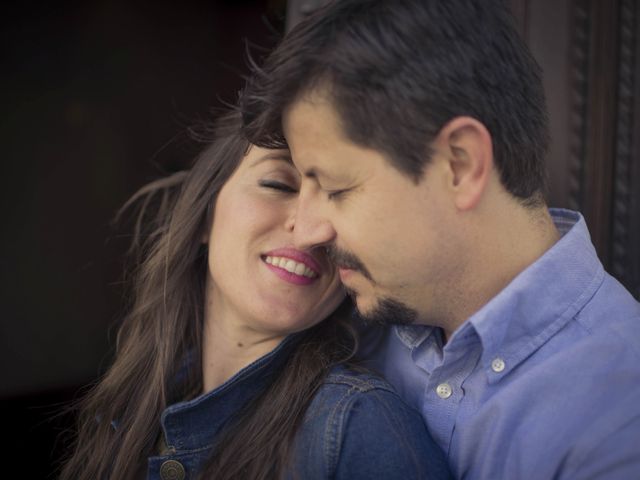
[304,167,318,179]
[303,166,341,182]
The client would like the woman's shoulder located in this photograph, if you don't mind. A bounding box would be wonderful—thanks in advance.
[311,363,422,424]
[289,364,452,480]
[311,364,428,441]
[321,363,398,392]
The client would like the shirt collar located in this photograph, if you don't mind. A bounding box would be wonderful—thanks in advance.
[395,209,604,381]
[394,324,437,348]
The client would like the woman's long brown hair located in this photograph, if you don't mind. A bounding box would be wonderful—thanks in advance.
[58,111,357,480]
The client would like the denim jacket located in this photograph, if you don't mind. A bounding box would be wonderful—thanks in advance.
[146,334,452,480]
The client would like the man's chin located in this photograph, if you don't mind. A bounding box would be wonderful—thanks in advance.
[352,295,418,326]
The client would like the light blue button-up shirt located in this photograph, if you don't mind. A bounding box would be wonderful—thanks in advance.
[368,209,640,479]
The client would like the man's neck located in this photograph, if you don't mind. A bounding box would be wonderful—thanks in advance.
[441,202,560,340]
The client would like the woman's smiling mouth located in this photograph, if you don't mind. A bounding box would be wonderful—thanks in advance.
[261,248,322,285]
[264,256,318,278]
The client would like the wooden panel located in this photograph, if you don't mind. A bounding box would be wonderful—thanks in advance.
[520,0,639,298]
[581,0,620,266]
[611,0,640,298]
[524,0,575,209]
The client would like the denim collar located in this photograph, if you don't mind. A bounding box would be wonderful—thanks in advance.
[160,333,302,451]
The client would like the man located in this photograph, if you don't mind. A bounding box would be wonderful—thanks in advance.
[240,0,640,478]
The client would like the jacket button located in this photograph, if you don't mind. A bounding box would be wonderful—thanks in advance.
[160,459,185,480]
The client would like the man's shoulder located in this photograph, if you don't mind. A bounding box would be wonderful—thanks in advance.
[576,270,640,332]
[450,281,640,479]
[513,269,640,393]
[560,270,640,373]
[477,273,640,477]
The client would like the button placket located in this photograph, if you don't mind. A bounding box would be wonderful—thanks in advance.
[424,373,462,454]
[423,337,482,454]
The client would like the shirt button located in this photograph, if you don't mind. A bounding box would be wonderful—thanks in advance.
[160,460,185,480]
[436,383,452,399]
[491,357,506,373]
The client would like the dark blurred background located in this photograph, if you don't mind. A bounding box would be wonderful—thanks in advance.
[1,1,286,477]
[1,0,638,478]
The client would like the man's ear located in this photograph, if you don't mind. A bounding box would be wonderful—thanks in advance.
[433,116,494,211]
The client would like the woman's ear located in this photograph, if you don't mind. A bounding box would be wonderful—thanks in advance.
[433,116,494,211]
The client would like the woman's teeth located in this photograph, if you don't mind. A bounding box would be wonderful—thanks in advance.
[265,256,317,278]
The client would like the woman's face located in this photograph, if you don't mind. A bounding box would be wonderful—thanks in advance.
[204,145,344,336]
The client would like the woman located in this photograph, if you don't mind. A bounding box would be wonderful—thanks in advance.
[59,111,451,480]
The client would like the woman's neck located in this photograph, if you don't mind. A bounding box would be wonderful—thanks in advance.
[201,311,284,393]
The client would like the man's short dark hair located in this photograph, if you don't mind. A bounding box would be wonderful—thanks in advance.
[241,0,549,203]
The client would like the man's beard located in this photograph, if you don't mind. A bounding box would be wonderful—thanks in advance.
[345,286,417,326]
[326,245,417,326]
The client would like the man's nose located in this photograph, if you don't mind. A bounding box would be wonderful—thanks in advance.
[290,189,336,250]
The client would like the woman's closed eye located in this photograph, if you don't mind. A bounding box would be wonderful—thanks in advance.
[259,180,298,194]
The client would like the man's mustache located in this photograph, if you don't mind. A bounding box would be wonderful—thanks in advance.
[325,246,373,281]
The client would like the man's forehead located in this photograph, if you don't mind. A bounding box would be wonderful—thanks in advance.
[283,99,352,177]
[283,88,349,142]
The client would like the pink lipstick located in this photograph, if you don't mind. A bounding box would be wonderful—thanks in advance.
[262,247,322,286]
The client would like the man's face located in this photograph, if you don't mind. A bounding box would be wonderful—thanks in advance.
[283,91,464,326]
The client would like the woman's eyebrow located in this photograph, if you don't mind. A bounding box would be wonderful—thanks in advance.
[251,150,293,167]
